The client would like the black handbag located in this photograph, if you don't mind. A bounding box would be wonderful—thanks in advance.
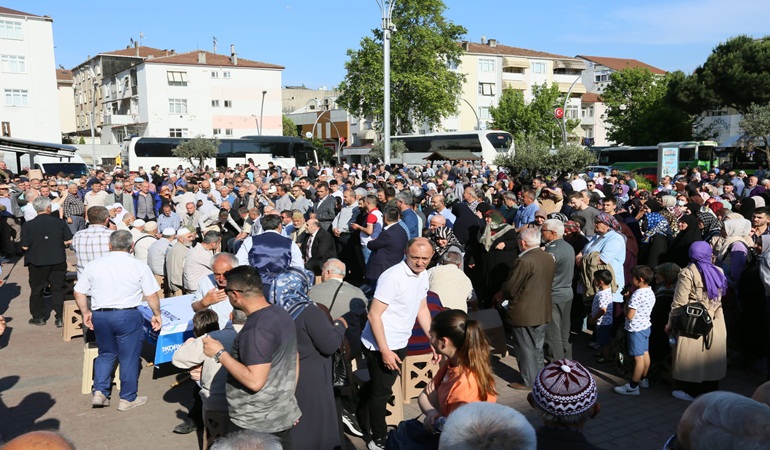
[326,282,350,388]
[674,302,714,349]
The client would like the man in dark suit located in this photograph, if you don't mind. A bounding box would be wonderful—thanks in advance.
[501,227,555,390]
[366,206,408,288]
[312,181,338,231]
[302,218,336,276]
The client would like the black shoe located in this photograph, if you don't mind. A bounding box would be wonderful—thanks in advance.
[173,418,199,434]
[28,318,46,326]
[43,288,52,298]
[55,318,63,328]
[341,409,364,437]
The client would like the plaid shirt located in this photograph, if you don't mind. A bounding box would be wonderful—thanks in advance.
[62,195,85,218]
[72,225,113,274]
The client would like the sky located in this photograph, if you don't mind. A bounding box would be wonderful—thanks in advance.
[5,0,768,88]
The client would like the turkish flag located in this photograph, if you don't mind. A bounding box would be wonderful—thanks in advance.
[339,137,346,145]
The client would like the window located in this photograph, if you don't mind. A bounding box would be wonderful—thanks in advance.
[224,100,232,108]
[1,55,25,73]
[478,58,495,72]
[223,71,231,78]
[478,82,495,96]
[446,60,458,70]
[531,62,546,74]
[478,106,490,120]
[211,71,219,78]
[595,73,610,83]
[168,98,188,114]
[211,100,220,107]
[169,128,188,138]
[4,89,29,106]
[167,71,188,86]
[225,129,233,136]
[0,20,23,40]
[213,128,221,135]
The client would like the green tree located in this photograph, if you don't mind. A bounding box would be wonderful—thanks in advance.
[489,83,580,143]
[601,67,696,145]
[282,116,299,137]
[739,102,770,162]
[305,137,336,164]
[337,0,466,134]
[369,139,407,162]
[493,135,595,181]
[172,135,220,169]
[672,35,770,115]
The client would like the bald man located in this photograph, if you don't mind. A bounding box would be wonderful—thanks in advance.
[2,431,75,450]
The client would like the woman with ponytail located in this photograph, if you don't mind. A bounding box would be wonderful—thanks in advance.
[385,309,497,449]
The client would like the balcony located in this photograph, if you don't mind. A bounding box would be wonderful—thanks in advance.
[103,114,135,126]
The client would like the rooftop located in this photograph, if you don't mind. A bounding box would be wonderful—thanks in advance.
[56,69,73,82]
[577,55,666,75]
[461,40,573,60]
[582,93,603,103]
[144,50,284,70]
[0,6,41,17]
[100,45,170,59]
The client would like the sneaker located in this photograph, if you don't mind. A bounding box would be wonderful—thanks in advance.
[173,417,198,434]
[639,378,650,389]
[117,396,148,411]
[367,438,386,450]
[672,390,695,402]
[613,383,640,396]
[91,391,110,408]
[54,318,63,328]
[28,318,46,326]
[341,409,364,437]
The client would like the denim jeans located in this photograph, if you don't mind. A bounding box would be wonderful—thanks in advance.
[92,309,144,401]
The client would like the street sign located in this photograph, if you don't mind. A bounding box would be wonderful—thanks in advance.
[554,108,564,119]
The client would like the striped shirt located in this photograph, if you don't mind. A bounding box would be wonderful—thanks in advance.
[72,225,113,274]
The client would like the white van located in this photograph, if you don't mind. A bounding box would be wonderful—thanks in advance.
[0,137,90,178]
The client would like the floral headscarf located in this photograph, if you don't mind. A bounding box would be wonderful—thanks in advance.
[485,210,507,231]
[268,267,314,320]
[595,212,622,233]
[432,226,463,257]
[697,210,721,241]
[643,212,670,243]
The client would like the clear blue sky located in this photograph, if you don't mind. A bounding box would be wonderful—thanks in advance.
[5,0,767,88]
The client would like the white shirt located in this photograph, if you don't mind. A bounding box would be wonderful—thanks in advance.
[235,229,304,269]
[193,274,232,329]
[74,251,160,309]
[147,237,174,276]
[361,261,429,351]
[133,234,157,264]
[183,244,214,291]
[626,287,655,332]
[570,178,587,192]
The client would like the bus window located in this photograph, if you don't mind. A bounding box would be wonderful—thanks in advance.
[486,132,513,151]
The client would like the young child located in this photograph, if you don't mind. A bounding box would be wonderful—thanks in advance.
[614,265,656,396]
[588,270,614,363]
[192,309,220,338]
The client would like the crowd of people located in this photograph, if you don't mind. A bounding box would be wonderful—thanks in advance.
[3,159,770,449]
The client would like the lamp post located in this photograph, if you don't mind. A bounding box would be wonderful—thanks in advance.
[561,73,583,146]
[87,67,98,170]
[308,110,343,164]
[377,0,397,164]
[459,98,481,130]
[259,90,267,135]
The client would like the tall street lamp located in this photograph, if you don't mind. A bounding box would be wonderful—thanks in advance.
[87,67,98,170]
[259,90,267,135]
[377,0,396,165]
[561,73,583,146]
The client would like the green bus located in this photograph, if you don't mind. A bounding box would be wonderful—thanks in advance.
[597,141,718,172]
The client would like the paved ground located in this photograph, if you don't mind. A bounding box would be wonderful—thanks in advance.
[0,252,766,449]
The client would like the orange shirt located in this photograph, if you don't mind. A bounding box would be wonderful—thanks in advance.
[434,362,497,416]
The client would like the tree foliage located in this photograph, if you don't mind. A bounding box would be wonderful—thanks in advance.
[305,137,336,164]
[601,67,697,145]
[337,0,466,134]
[369,139,407,162]
[489,84,580,143]
[282,116,299,137]
[172,135,220,169]
[740,102,770,163]
[672,35,770,115]
[493,135,596,181]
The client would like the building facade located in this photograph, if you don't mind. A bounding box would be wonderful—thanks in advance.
[56,69,76,135]
[433,39,587,137]
[0,7,61,142]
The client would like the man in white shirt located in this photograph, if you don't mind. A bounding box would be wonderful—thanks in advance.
[83,181,108,214]
[190,252,238,329]
[427,250,473,312]
[359,237,436,449]
[73,230,161,411]
[147,227,176,297]
[235,214,303,269]
[183,230,222,294]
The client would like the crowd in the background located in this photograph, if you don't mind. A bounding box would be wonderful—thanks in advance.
[3,158,770,450]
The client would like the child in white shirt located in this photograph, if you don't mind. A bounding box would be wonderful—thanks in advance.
[615,265,656,396]
[589,269,614,363]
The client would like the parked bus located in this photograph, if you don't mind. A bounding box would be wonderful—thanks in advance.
[391,130,514,165]
[597,141,718,172]
[0,137,90,177]
[126,136,316,172]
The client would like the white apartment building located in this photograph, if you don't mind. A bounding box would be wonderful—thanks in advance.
[56,68,76,134]
[435,39,587,138]
[576,55,666,146]
[99,48,284,143]
[0,7,61,142]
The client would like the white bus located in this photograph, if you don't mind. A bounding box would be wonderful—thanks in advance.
[126,136,317,172]
[0,137,90,177]
[391,130,514,165]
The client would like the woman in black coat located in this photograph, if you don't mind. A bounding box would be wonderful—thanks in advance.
[472,210,518,308]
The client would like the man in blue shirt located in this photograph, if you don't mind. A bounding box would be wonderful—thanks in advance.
[396,191,419,239]
[513,190,539,231]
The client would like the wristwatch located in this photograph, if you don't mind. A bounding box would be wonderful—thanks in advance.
[213,349,226,363]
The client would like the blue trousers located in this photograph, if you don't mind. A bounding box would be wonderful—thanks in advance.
[92,309,144,401]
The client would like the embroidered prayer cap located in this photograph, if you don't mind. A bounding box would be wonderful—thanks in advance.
[532,359,597,416]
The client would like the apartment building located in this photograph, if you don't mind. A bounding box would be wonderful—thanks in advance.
[435,39,587,137]
[0,7,61,142]
[576,55,666,146]
[56,69,76,135]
